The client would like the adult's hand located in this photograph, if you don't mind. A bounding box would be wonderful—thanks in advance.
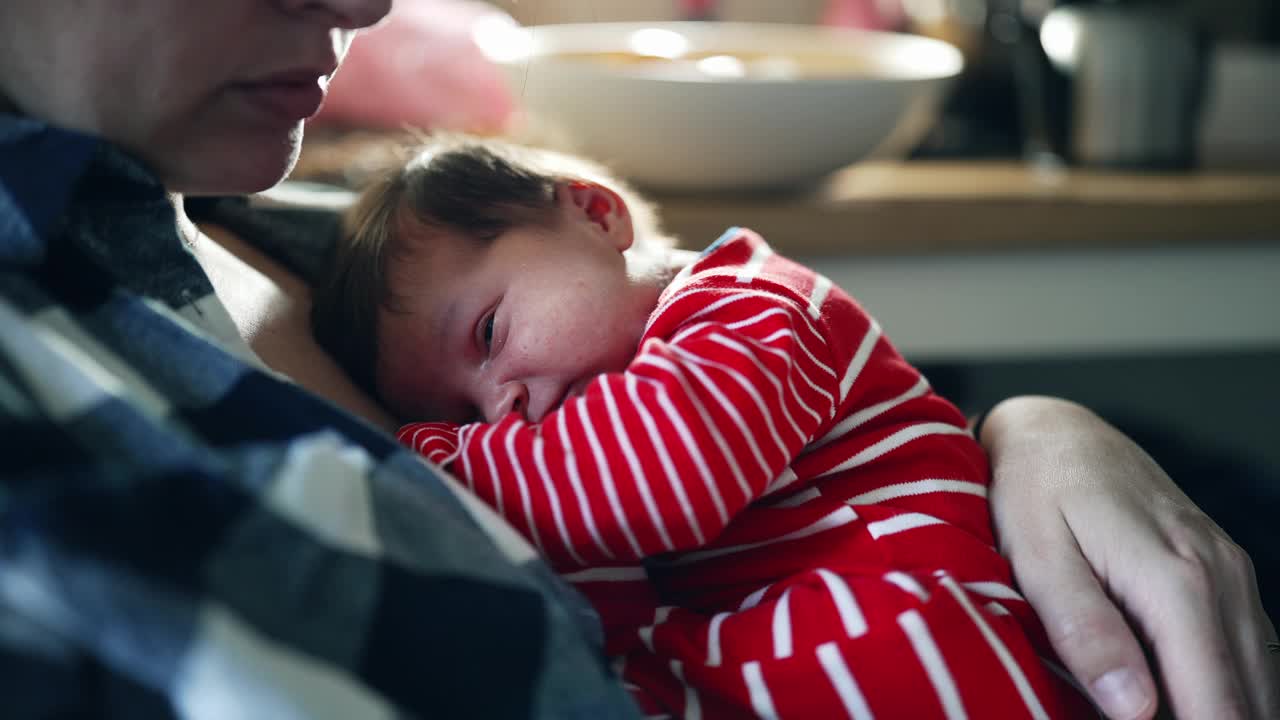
[981,396,1278,720]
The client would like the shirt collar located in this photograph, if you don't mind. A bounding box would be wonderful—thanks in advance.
[0,113,167,268]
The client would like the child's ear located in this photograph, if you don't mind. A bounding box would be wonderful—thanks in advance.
[561,180,633,252]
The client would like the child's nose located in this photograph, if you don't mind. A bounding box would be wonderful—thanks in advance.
[487,381,529,423]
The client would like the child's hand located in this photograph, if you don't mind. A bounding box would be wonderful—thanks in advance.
[397,422,461,466]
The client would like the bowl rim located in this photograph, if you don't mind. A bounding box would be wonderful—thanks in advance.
[480,20,965,86]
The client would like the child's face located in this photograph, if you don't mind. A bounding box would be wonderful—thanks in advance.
[377,182,661,424]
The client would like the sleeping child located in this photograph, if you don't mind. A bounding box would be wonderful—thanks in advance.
[312,135,1094,719]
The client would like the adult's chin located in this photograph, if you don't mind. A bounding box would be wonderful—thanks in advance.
[154,122,305,196]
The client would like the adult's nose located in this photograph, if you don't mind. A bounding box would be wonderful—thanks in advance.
[274,0,393,30]
[487,381,530,423]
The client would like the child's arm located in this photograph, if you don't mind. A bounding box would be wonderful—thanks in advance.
[397,236,851,566]
[400,290,840,568]
[399,232,975,569]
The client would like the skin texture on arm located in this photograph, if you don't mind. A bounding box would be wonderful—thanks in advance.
[980,395,1279,720]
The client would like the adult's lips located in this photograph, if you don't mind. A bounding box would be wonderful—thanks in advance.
[235,69,331,122]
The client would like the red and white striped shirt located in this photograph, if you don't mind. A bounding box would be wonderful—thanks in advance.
[400,229,1093,719]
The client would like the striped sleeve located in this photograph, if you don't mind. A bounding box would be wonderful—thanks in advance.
[399,233,842,568]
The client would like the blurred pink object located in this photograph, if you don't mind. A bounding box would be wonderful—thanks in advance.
[679,0,718,20]
[312,0,516,132]
[822,0,903,31]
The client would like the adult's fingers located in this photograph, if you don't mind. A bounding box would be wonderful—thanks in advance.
[1004,521,1158,720]
[1218,540,1280,719]
[1233,596,1280,718]
[1134,545,1249,720]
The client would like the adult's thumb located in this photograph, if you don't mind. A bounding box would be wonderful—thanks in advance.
[1023,551,1160,720]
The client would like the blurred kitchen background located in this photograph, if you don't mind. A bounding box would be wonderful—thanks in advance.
[500,0,1280,168]
[298,0,1280,609]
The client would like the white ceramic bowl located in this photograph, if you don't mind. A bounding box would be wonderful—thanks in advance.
[476,21,964,192]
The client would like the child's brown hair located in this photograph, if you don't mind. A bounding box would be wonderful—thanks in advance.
[312,134,671,401]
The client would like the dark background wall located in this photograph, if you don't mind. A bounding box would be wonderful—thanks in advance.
[919,347,1280,621]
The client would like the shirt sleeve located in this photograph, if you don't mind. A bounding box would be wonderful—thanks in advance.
[399,233,850,569]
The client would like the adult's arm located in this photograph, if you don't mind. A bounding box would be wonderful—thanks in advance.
[980,395,1279,720]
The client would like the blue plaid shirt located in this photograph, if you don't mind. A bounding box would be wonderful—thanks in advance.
[0,114,640,719]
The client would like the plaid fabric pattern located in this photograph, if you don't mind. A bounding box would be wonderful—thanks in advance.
[0,114,640,719]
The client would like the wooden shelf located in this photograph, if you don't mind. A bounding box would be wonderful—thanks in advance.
[652,161,1280,255]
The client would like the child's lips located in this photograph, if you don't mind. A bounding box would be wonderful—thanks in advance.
[568,378,593,400]
[556,379,591,411]
[529,382,579,423]
[534,378,595,422]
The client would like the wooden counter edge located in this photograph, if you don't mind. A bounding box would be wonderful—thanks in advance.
[654,162,1280,256]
